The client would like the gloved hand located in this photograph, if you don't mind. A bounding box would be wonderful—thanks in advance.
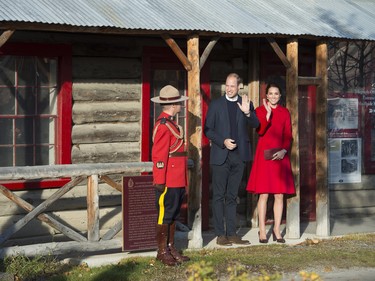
[154,184,166,193]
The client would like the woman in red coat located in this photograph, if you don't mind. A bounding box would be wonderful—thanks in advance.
[246,82,295,243]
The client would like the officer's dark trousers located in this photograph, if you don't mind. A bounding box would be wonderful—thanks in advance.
[211,150,245,237]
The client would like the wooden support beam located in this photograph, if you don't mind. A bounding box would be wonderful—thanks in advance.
[0,30,15,47]
[247,38,260,227]
[187,33,203,249]
[266,37,291,68]
[100,175,122,192]
[315,41,330,236]
[0,176,85,245]
[285,38,301,239]
[161,34,192,71]
[200,36,220,70]
[102,220,122,240]
[0,184,87,242]
[0,162,153,181]
[87,175,100,242]
[298,76,322,85]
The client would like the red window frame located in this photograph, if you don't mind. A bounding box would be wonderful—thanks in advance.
[0,43,72,190]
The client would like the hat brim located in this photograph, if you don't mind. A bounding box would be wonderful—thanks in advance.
[151,96,189,104]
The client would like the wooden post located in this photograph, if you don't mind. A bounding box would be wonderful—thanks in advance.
[285,38,300,239]
[315,41,330,236]
[87,175,100,241]
[247,38,260,227]
[187,33,203,248]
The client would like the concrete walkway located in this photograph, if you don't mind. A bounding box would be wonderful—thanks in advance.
[63,215,375,280]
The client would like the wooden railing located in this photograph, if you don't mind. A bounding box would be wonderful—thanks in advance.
[0,162,153,257]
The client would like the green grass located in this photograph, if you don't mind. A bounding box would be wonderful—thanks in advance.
[1,233,374,281]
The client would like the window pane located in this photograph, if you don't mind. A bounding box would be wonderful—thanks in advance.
[0,147,13,166]
[37,88,57,114]
[35,117,53,144]
[15,118,34,144]
[16,146,34,166]
[0,118,13,144]
[0,56,15,85]
[0,88,15,115]
[35,145,53,165]
[37,57,57,87]
[17,57,36,86]
[17,87,35,115]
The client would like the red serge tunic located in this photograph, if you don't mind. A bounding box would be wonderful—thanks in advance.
[151,112,187,188]
[246,105,295,194]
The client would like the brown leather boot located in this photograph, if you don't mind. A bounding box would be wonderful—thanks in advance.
[156,224,179,266]
[168,221,190,262]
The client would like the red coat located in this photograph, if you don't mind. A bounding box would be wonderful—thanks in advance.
[246,105,295,194]
[152,112,187,188]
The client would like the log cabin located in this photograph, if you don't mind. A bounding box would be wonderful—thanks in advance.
[0,0,374,256]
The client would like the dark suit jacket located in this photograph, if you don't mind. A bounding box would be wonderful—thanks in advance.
[204,95,259,165]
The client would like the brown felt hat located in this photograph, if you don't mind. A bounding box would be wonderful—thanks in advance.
[151,85,189,104]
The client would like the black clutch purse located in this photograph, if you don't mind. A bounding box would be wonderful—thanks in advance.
[264,148,281,160]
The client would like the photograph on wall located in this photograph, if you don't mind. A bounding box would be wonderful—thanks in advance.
[328,138,362,184]
[328,98,358,131]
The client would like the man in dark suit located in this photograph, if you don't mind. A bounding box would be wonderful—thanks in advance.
[204,73,259,246]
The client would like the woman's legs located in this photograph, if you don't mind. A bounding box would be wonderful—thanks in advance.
[257,193,269,239]
[273,193,284,238]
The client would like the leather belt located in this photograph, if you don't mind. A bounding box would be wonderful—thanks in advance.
[169,151,187,157]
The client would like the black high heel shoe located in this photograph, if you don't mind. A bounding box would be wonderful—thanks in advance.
[272,231,285,243]
[258,231,268,244]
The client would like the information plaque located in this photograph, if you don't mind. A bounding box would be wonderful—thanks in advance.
[122,175,157,251]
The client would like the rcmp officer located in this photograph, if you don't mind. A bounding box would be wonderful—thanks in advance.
[151,85,190,266]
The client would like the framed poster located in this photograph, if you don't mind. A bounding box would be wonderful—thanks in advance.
[328,138,362,184]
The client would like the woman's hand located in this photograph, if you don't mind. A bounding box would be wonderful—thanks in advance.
[272,149,287,160]
[263,98,272,121]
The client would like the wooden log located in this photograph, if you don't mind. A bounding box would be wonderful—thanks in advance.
[266,37,291,68]
[0,187,121,216]
[72,123,140,144]
[0,162,153,181]
[0,176,85,245]
[100,175,122,192]
[72,101,140,124]
[72,57,141,79]
[200,36,220,70]
[0,239,123,259]
[247,39,260,226]
[102,220,122,240]
[285,38,301,239]
[187,34,203,249]
[161,34,192,71]
[71,143,140,163]
[298,76,322,85]
[0,185,87,242]
[87,175,100,242]
[0,30,14,47]
[73,79,141,101]
[315,41,330,236]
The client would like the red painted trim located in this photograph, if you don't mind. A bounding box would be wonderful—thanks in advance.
[141,56,151,162]
[0,43,72,190]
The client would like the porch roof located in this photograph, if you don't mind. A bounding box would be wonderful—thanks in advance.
[0,0,374,41]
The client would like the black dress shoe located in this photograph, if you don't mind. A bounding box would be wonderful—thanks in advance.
[258,231,268,244]
[272,231,285,243]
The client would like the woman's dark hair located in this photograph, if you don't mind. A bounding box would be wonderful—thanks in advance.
[265,82,285,106]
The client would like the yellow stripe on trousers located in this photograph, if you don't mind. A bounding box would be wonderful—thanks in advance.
[157,186,168,225]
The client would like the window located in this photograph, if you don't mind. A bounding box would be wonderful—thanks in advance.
[0,43,72,190]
